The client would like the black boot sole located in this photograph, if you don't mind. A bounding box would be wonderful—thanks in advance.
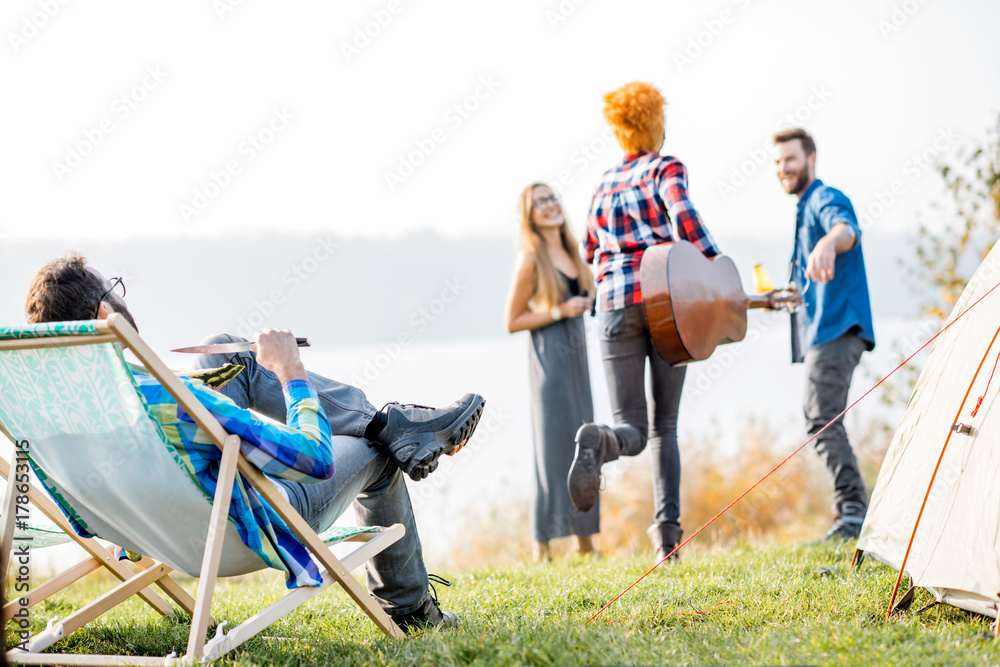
[409,394,486,478]
[567,425,602,512]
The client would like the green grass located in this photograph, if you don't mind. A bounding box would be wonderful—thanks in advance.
[8,541,1000,666]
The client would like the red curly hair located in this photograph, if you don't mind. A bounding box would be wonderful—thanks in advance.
[602,81,665,155]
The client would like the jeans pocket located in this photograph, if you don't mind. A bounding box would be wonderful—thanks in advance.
[600,308,628,339]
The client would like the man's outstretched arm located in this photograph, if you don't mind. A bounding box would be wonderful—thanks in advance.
[805,194,860,284]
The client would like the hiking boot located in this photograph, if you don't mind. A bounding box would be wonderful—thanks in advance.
[567,424,608,512]
[568,423,636,512]
[824,500,867,541]
[377,394,485,481]
[391,575,457,634]
[647,522,683,564]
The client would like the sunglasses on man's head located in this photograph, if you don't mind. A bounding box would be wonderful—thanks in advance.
[94,277,126,319]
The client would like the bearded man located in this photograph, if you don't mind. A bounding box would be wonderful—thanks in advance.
[773,127,875,540]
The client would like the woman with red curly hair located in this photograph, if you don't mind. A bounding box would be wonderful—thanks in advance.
[567,82,723,563]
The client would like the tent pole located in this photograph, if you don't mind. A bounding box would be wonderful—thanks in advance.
[849,549,865,573]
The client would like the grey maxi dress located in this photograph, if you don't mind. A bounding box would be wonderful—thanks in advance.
[529,272,599,542]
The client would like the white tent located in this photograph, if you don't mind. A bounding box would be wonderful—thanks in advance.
[857,243,1000,621]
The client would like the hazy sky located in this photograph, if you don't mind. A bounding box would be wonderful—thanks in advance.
[3,0,999,247]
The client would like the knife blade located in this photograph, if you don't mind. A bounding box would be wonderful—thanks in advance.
[171,337,311,354]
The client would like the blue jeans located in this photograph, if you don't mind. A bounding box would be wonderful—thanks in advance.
[598,305,686,532]
[192,333,428,615]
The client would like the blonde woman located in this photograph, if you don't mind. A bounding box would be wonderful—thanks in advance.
[505,183,597,562]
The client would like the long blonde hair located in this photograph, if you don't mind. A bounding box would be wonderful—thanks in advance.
[517,183,595,312]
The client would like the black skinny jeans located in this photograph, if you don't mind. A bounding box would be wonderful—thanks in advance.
[598,304,686,530]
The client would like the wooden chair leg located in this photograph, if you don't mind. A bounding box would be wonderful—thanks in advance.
[239,462,405,639]
[201,525,406,663]
[134,556,205,623]
[184,434,241,661]
[26,561,176,653]
[3,557,101,622]
[7,652,175,665]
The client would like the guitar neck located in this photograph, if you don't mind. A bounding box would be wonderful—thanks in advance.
[746,294,772,310]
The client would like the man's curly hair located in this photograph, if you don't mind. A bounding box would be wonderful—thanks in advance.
[602,81,666,155]
[25,252,105,323]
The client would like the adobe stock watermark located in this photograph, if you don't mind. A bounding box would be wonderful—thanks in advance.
[683,308,784,401]
[178,106,294,223]
[383,76,501,192]
[882,458,959,545]
[410,405,511,511]
[10,439,32,652]
[898,318,941,359]
[964,247,1000,297]
[856,127,958,230]
[544,0,588,30]
[347,277,467,389]
[505,125,616,231]
[548,126,616,198]
[234,235,339,338]
[48,433,206,557]
[672,0,754,74]
[8,0,71,53]
[51,65,168,182]
[878,0,930,40]
[716,84,834,202]
[213,0,248,20]
[340,0,407,63]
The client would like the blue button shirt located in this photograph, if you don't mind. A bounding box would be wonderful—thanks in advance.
[791,179,875,355]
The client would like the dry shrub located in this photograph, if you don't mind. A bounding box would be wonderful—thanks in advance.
[446,418,892,567]
[444,497,534,568]
[678,419,832,546]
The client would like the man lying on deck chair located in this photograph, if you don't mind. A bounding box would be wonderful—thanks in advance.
[24,252,486,633]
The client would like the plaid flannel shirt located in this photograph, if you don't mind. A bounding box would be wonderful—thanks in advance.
[42,368,336,588]
[140,371,334,588]
[585,153,721,312]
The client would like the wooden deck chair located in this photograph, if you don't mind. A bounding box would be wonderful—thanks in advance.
[0,315,406,666]
[0,478,384,642]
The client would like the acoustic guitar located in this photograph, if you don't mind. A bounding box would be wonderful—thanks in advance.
[639,241,801,366]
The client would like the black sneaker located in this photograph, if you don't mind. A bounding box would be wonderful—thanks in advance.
[391,574,458,634]
[824,500,867,541]
[377,394,485,481]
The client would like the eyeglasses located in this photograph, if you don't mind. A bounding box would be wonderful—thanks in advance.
[94,277,126,319]
[533,195,560,209]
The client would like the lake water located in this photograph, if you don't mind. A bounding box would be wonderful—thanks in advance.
[5,313,937,572]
